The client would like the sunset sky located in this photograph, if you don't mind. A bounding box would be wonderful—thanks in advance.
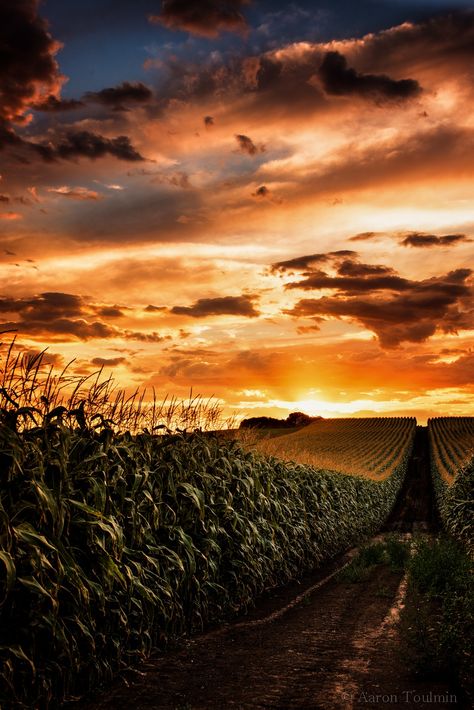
[1,0,473,423]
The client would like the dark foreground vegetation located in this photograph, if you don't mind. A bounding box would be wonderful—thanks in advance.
[0,345,472,708]
[401,536,474,703]
[0,417,411,707]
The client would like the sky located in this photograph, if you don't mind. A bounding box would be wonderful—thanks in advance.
[0,0,473,424]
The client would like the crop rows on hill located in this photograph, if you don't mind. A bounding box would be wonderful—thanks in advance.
[428,417,474,555]
[428,417,474,483]
[253,417,416,479]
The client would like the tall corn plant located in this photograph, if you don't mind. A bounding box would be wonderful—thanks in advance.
[0,343,414,707]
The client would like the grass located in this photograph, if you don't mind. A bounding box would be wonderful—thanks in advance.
[337,536,411,583]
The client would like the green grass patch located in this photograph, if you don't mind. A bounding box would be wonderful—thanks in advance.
[337,536,410,583]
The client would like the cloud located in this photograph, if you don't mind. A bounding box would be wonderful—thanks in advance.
[287,272,410,293]
[252,185,270,198]
[204,115,215,127]
[36,130,145,162]
[0,292,167,342]
[151,171,191,189]
[285,263,473,347]
[145,304,167,312]
[94,306,125,317]
[235,134,265,156]
[349,232,381,242]
[0,0,63,124]
[22,349,64,368]
[336,260,394,278]
[0,194,10,203]
[343,10,474,77]
[149,0,250,38]
[0,3,144,166]
[401,233,469,248]
[0,123,145,163]
[91,357,126,367]
[271,251,357,274]
[265,125,474,202]
[318,51,421,101]
[158,347,279,386]
[47,186,102,201]
[171,294,260,318]
[32,96,84,112]
[84,82,153,110]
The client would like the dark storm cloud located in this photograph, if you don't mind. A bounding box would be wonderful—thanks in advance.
[235,134,265,156]
[285,267,473,347]
[318,51,421,100]
[84,82,153,110]
[0,0,62,123]
[401,233,469,248]
[0,293,166,342]
[149,0,251,38]
[32,96,85,112]
[171,295,260,318]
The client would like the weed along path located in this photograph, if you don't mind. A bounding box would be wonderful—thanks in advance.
[78,429,460,710]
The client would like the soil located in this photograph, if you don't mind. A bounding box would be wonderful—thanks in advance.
[76,427,465,710]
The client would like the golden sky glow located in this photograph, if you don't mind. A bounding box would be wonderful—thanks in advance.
[0,2,473,423]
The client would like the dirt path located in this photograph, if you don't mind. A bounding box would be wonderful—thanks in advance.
[383,426,439,533]
[77,428,463,710]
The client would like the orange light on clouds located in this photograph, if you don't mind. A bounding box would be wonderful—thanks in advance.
[0,5,473,422]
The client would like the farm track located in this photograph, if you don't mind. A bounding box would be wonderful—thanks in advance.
[383,427,439,534]
[78,427,461,710]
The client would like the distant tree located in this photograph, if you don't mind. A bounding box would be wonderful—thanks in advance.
[239,412,322,429]
[286,412,318,427]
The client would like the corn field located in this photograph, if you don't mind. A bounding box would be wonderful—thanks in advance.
[0,347,415,707]
[251,417,416,479]
[428,417,474,556]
